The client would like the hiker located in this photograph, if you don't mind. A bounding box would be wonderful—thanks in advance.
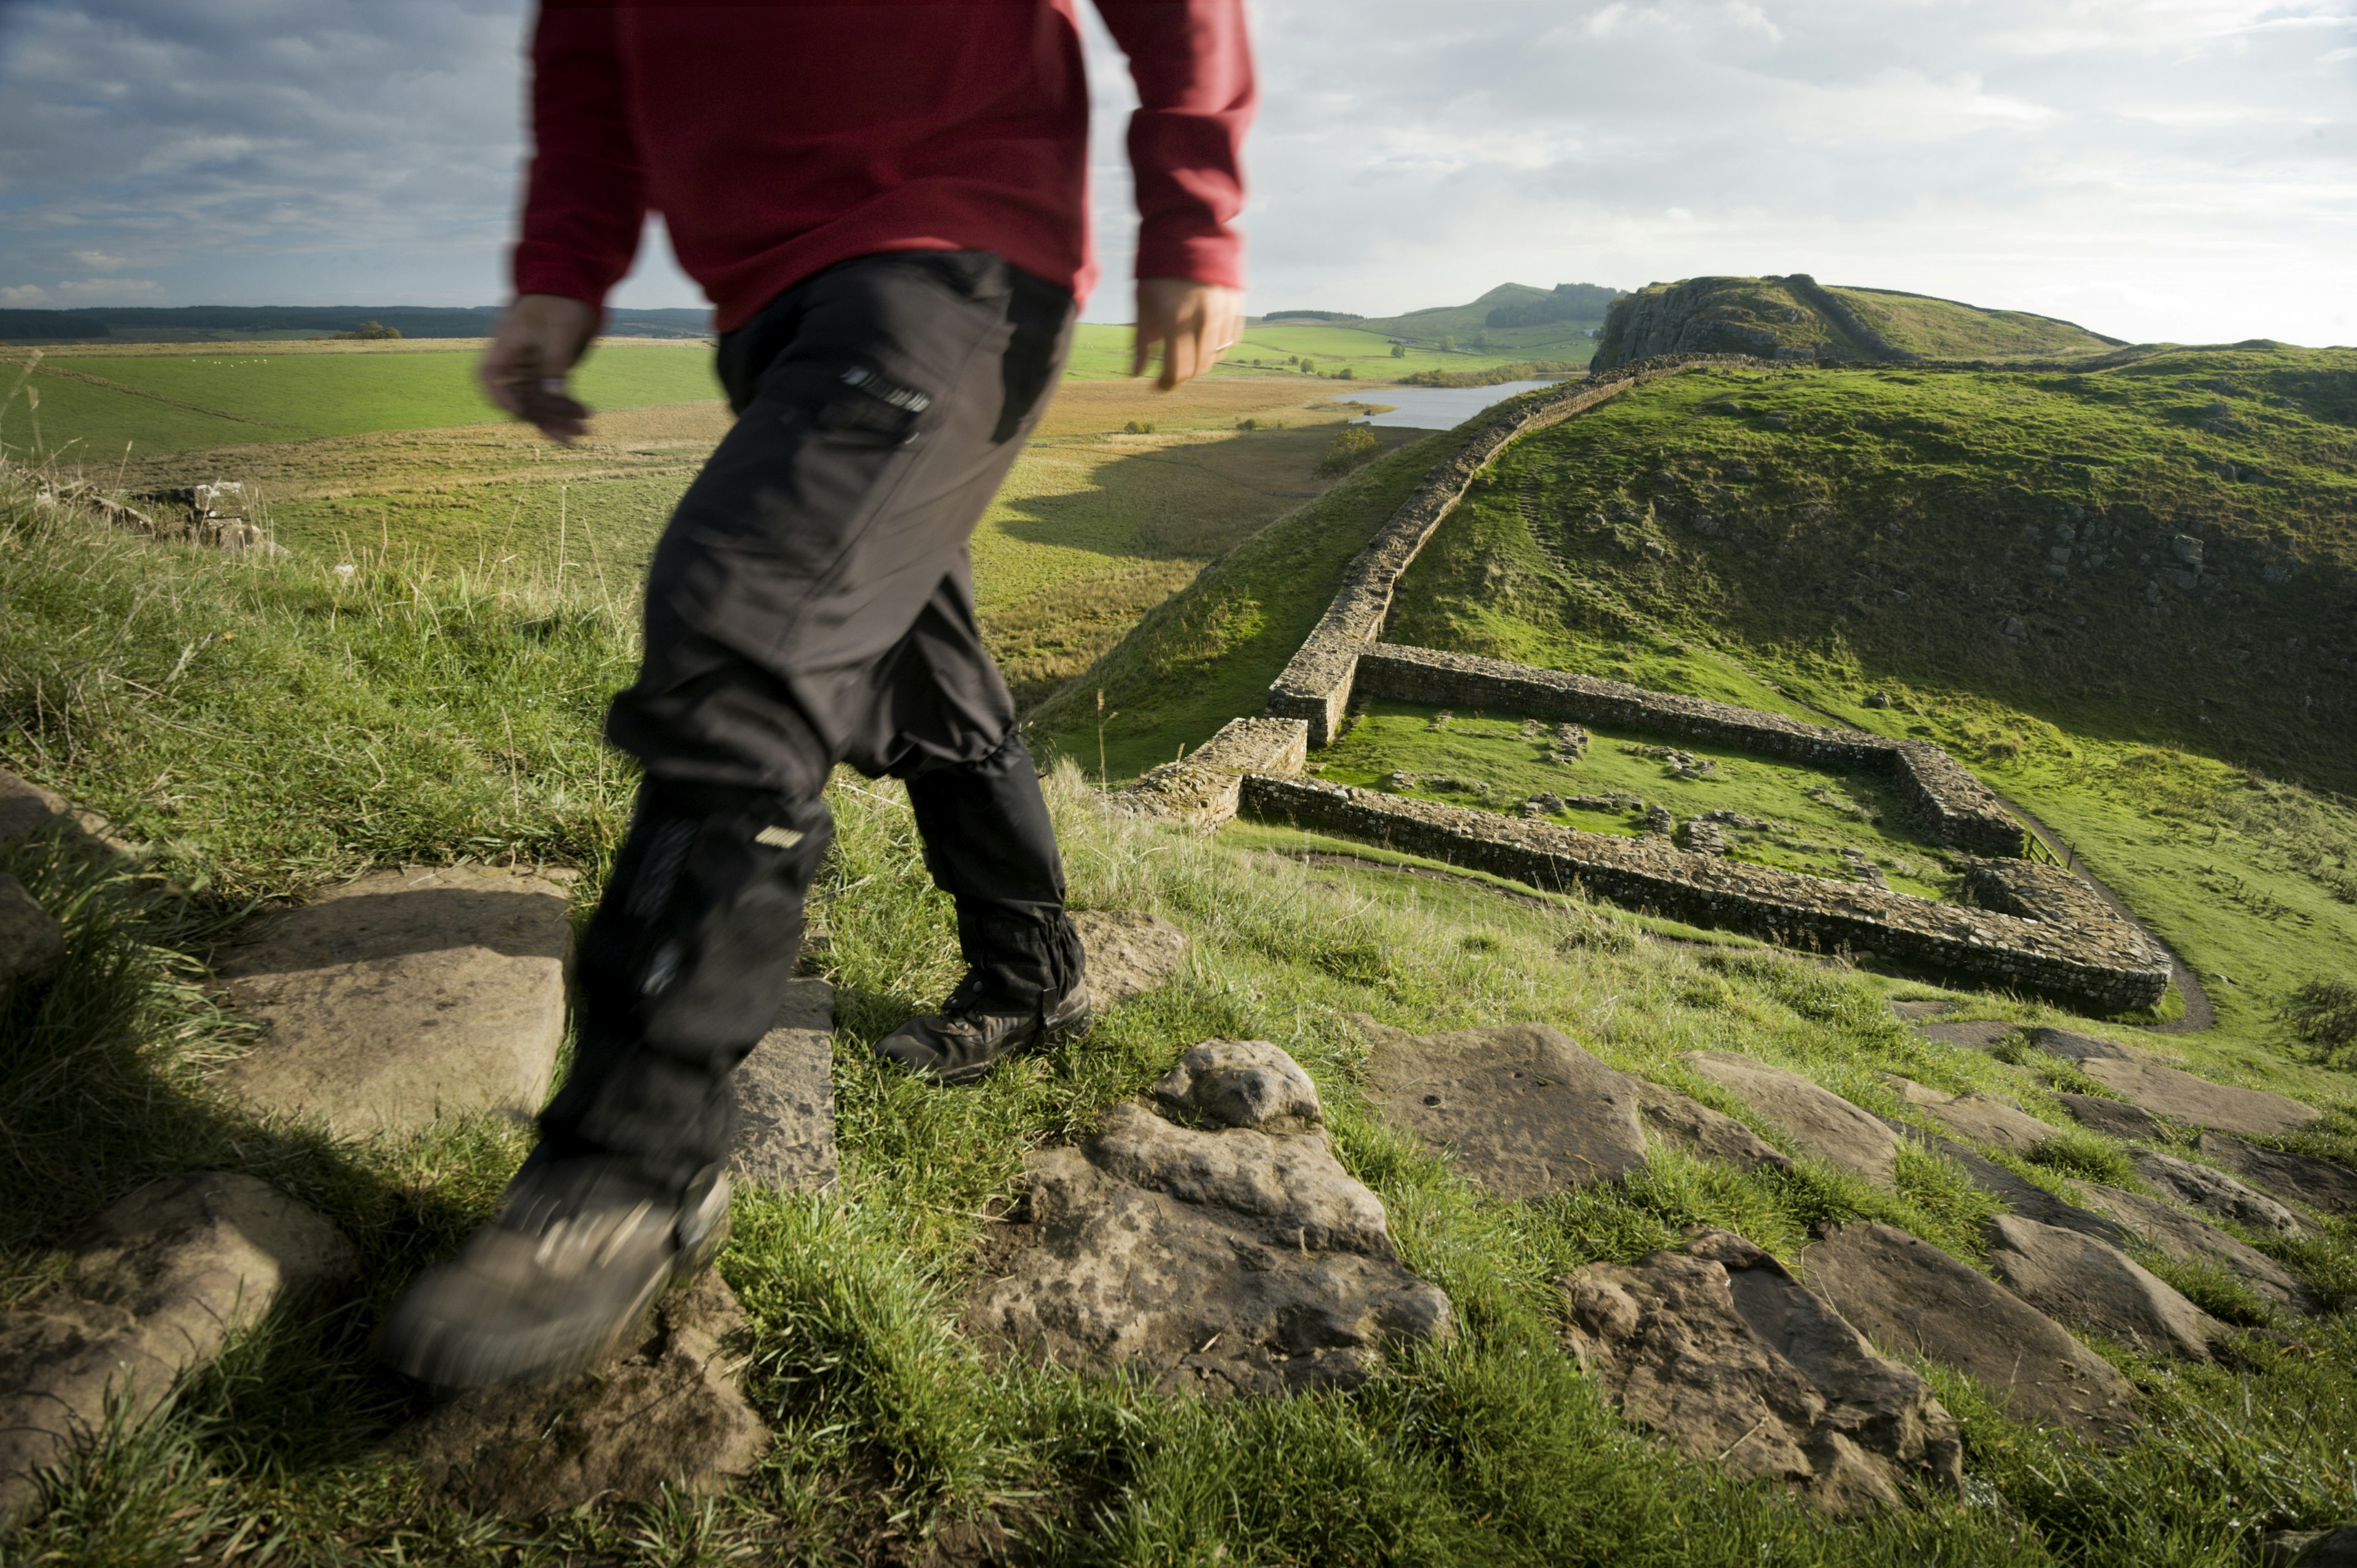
[384,0,1253,1388]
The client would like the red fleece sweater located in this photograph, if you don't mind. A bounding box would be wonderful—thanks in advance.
[514,1,1254,331]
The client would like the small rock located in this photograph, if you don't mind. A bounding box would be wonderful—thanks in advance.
[1913,1019,2022,1054]
[730,978,836,1192]
[0,873,66,997]
[397,1271,767,1516]
[2129,1148,2312,1237]
[0,1174,355,1524]
[2197,1134,2357,1218]
[1630,1078,1793,1173]
[2057,1092,2169,1143]
[1884,1078,2057,1156]
[1361,1020,1648,1197]
[969,1079,1452,1396]
[2262,1525,2357,1567]
[1641,804,1674,836]
[0,770,71,851]
[1800,1221,2140,1445]
[2075,1056,2321,1140]
[1152,1039,1323,1134]
[1686,1052,1898,1183]
[214,866,573,1138]
[1555,724,1590,761]
[1681,820,1728,856]
[2027,1025,2137,1062]
[1981,1215,2221,1361]
[1864,692,1893,709]
[2075,1184,2315,1315]
[1071,908,1188,1013]
[1561,1229,1963,1515]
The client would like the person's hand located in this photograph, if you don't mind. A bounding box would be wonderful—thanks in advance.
[479,293,598,443]
[1131,277,1243,391]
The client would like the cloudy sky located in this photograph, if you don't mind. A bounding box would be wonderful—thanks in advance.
[1,0,2350,345]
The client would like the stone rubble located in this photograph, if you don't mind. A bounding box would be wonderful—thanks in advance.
[969,1044,1452,1397]
[0,1174,357,1524]
[214,865,573,1138]
[1562,1229,1965,1514]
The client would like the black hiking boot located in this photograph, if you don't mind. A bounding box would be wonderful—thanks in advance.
[381,1155,730,1389]
[875,969,1093,1084]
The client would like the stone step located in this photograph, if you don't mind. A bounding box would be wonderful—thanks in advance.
[213,866,573,1138]
[729,978,837,1193]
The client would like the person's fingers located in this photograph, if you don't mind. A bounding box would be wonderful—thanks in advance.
[1131,322,1155,379]
[1160,317,1198,391]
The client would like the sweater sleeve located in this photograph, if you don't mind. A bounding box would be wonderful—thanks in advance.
[511,2,646,309]
[1091,0,1256,289]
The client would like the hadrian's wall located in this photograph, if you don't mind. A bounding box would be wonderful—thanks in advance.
[1237,776,2172,1013]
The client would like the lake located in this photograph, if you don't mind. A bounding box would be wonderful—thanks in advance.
[1333,378,1567,430]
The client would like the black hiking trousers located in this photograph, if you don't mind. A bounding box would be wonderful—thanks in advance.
[537,251,1082,1195]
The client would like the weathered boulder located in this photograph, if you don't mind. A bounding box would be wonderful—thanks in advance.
[1361,1021,1648,1196]
[2264,1525,2357,1567]
[730,978,836,1192]
[1151,1039,1323,1134]
[970,1048,1451,1397]
[0,1174,356,1524]
[2075,1184,2315,1315]
[1801,1221,2140,1444]
[2057,1092,2169,1143]
[214,866,573,1138]
[397,1270,767,1515]
[0,770,71,851]
[2129,1148,2312,1237]
[1912,1019,2022,1054]
[1071,909,1188,1011]
[1560,1229,1963,1515]
[2074,1056,2321,1140]
[1686,1052,1898,1183]
[0,873,66,997]
[1630,1078,1794,1173]
[1981,1215,2220,1360]
[2197,1134,2357,1218]
[1885,1078,2057,1155]
[2028,1026,2137,1062]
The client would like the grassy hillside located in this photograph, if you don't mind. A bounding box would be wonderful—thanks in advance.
[1827,287,2126,360]
[1596,277,2121,369]
[5,485,2357,1565]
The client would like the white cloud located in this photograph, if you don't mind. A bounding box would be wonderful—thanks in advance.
[0,284,49,306]
[53,277,163,302]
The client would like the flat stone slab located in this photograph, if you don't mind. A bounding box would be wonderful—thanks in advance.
[1913,1019,2022,1054]
[1362,1021,1648,1197]
[1884,1121,2131,1248]
[2199,1134,2357,1218]
[729,978,836,1193]
[1631,1078,1793,1173]
[1983,1214,2220,1361]
[969,1045,1452,1396]
[2074,1056,2321,1140]
[1562,1228,1963,1515]
[1802,1221,2140,1445]
[2129,1148,2313,1237]
[0,873,65,996]
[2057,1092,2170,1143]
[214,866,572,1138]
[0,1173,355,1524]
[1686,1052,1898,1184]
[1886,1077,2057,1156]
[2029,1026,2138,1062]
[397,1270,767,1515]
[1072,909,1187,1013]
[2075,1183,2315,1315]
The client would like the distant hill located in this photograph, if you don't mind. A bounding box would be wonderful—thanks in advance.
[1354,282,1625,350]
[1595,276,2122,369]
[0,304,712,343]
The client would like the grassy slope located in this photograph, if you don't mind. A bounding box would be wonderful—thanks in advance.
[5,492,2357,1565]
[1825,287,2122,359]
[1377,350,2357,1055]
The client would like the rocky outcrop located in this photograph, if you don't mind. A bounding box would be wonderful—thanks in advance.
[1239,777,2169,1012]
[2057,1092,2170,1143]
[1360,1020,1649,1196]
[1593,279,1821,369]
[212,865,573,1138]
[1630,1078,1794,1173]
[1561,1229,1964,1514]
[2127,1149,2312,1237]
[1070,908,1191,1011]
[2073,1183,2316,1315]
[397,1270,768,1515]
[1980,1215,2221,1360]
[1884,1078,2057,1155]
[0,872,65,998]
[1801,1221,2141,1444]
[2196,1134,2357,1218]
[1686,1053,1898,1183]
[2065,1054,2321,1140]
[969,1045,1452,1396]
[0,1174,356,1524]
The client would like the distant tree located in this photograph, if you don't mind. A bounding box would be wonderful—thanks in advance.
[1439,336,1457,354]
[1299,359,1315,374]
[1335,366,1353,379]
[335,319,401,340]
[1390,343,1407,358]
[1472,331,1492,351]
[1314,425,1380,476]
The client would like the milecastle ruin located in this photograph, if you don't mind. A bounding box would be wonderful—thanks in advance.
[1123,358,2175,1013]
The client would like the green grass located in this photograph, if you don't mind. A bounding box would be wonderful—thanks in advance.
[2,342,722,459]
[6,486,2357,1564]
[1310,700,1962,898]
[1595,276,2119,368]
[1825,286,2124,360]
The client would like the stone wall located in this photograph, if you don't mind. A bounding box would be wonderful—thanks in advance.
[1237,776,2170,1011]
[1353,645,2024,856]
[1117,717,1310,829]
[1264,354,1781,746]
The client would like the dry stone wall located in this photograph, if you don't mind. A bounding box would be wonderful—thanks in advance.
[1353,644,2022,855]
[1237,776,2170,1011]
